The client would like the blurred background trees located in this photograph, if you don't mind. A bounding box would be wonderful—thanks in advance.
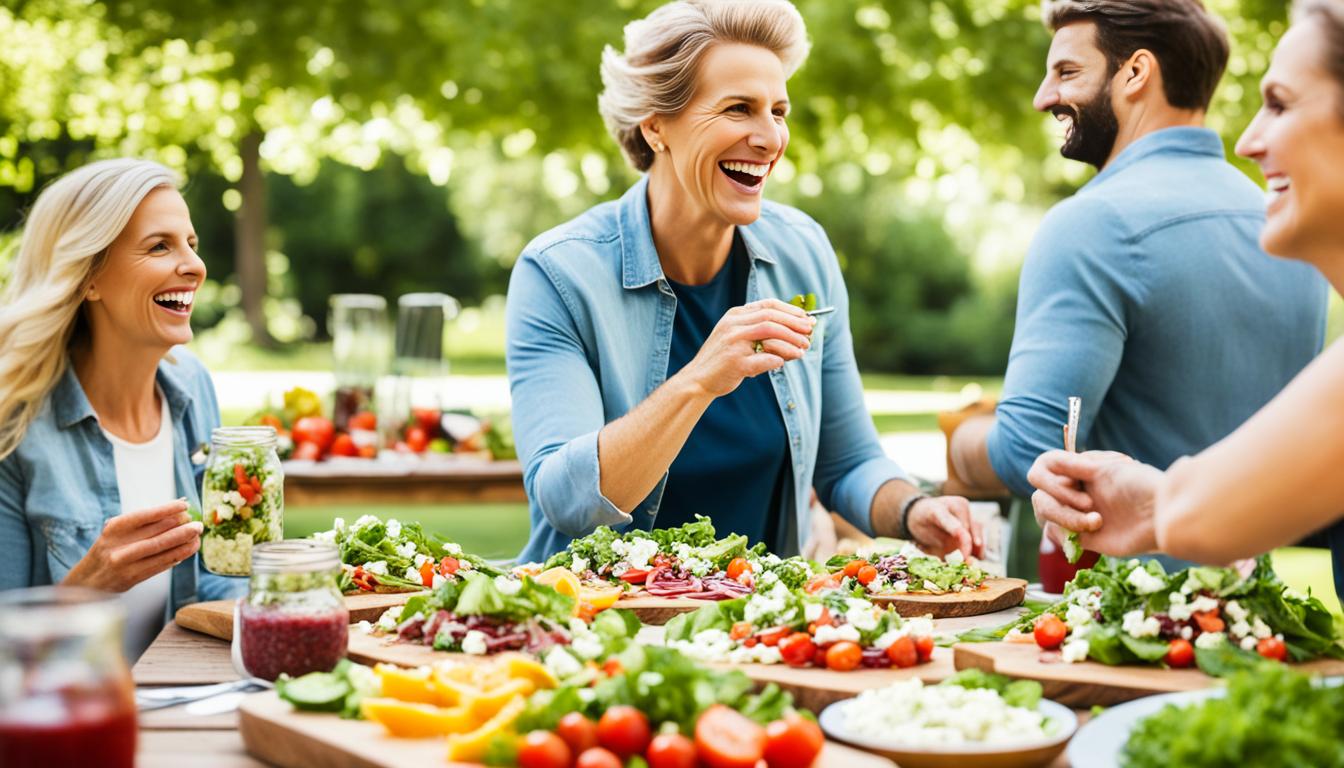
[0,0,1308,373]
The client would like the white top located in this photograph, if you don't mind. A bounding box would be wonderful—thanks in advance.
[101,389,176,662]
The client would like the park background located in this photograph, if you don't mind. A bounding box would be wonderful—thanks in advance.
[0,0,1338,605]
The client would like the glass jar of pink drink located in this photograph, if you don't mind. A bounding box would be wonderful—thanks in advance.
[237,540,348,681]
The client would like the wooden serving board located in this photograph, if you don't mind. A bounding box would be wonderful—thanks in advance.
[239,690,894,768]
[614,594,713,625]
[868,577,1027,618]
[953,641,1344,707]
[175,592,423,641]
[347,627,957,712]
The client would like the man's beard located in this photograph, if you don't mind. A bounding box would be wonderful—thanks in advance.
[1053,87,1120,169]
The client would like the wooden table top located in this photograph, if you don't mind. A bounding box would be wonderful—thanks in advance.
[134,609,1083,767]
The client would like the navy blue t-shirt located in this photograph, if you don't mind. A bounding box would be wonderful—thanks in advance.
[657,232,788,545]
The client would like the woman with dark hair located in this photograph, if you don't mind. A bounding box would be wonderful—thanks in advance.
[1029,0,1344,602]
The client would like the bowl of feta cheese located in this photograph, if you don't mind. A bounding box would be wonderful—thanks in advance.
[818,677,1077,768]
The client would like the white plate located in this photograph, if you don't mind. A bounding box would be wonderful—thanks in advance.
[1068,675,1344,767]
[819,694,1077,766]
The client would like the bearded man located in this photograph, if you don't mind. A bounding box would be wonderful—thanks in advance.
[948,0,1328,575]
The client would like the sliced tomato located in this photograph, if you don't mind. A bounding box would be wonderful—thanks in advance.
[726,557,752,580]
[886,636,918,668]
[730,621,754,641]
[601,658,623,676]
[804,574,840,594]
[915,635,935,662]
[757,626,792,647]
[618,568,650,585]
[438,556,460,577]
[350,566,375,592]
[841,559,868,578]
[763,713,824,768]
[1193,611,1225,633]
[233,463,248,489]
[419,560,435,587]
[695,704,766,768]
[1256,636,1288,662]
[778,632,816,667]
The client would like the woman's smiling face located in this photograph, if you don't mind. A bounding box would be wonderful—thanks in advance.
[645,43,790,227]
[1236,16,1344,275]
[84,186,205,350]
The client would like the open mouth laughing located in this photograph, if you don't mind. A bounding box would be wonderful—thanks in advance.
[718,160,771,191]
[153,289,195,315]
[1265,175,1291,207]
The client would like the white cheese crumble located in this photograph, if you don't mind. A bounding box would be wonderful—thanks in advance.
[804,603,824,622]
[666,629,782,665]
[386,519,402,538]
[1195,631,1226,650]
[461,630,489,655]
[376,607,400,632]
[839,679,1051,746]
[1126,566,1166,595]
[611,537,659,571]
[1224,600,1247,623]
[404,565,421,582]
[571,556,588,574]
[395,541,417,559]
[813,624,861,645]
[494,575,522,595]
[1061,638,1090,664]
[443,542,463,556]
[544,647,582,678]
[1251,617,1272,640]
[1121,609,1161,638]
[1240,635,1258,651]
[845,599,880,632]
[364,560,388,576]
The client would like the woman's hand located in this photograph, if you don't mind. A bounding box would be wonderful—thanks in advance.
[1028,450,1163,556]
[681,299,815,397]
[906,495,985,560]
[63,499,202,592]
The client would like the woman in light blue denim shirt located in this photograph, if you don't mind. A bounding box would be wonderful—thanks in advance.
[508,0,981,564]
[0,159,246,658]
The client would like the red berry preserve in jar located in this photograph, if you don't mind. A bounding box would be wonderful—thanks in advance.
[237,540,349,681]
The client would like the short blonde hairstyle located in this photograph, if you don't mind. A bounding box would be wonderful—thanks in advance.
[0,158,178,460]
[598,0,810,171]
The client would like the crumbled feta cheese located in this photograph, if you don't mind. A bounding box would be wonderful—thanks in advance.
[611,537,660,571]
[1251,617,1272,640]
[922,581,945,594]
[355,620,373,633]
[668,629,785,665]
[215,503,235,521]
[1061,638,1090,663]
[813,624,861,645]
[333,517,346,531]
[353,514,380,531]
[461,630,489,655]
[376,607,400,632]
[1121,609,1161,638]
[758,570,780,588]
[431,574,446,588]
[443,542,463,556]
[386,519,402,538]
[839,679,1051,745]
[494,575,522,595]
[1180,626,1193,640]
[364,560,388,576]
[1224,600,1247,623]
[571,632,604,660]
[904,617,935,639]
[682,556,713,577]
[759,553,782,567]
[404,566,421,582]
[1167,592,1194,621]
[890,580,909,593]
[395,541,417,559]
[744,584,795,626]
[1064,603,1093,630]
[1195,631,1226,650]
[413,553,431,568]
[1126,566,1166,595]
[571,556,588,574]
[845,599,880,632]
[944,550,965,565]
[1188,596,1220,615]
[226,490,247,508]
[1229,619,1251,639]
[1240,635,1258,651]
[804,603,824,622]
[545,647,582,678]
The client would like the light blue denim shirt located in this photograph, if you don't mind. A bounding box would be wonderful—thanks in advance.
[507,176,911,563]
[0,346,247,610]
[988,127,1328,498]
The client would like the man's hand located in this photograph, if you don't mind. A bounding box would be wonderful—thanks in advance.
[1027,450,1162,556]
[63,500,202,592]
[906,495,985,560]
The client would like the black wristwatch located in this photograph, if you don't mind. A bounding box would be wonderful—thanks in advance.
[899,493,931,540]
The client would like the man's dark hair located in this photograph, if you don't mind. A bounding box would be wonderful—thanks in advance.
[1044,0,1230,111]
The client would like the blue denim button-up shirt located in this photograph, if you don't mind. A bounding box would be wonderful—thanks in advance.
[507,177,911,563]
[0,347,247,610]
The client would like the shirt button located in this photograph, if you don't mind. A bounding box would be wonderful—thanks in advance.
[786,401,796,411]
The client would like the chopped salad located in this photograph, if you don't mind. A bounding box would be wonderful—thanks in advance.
[823,542,988,595]
[312,514,501,593]
[201,452,283,575]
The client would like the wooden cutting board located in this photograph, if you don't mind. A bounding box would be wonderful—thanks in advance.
[868,577,1027,618]
[953,641,1344,707]
[238,690,894,768]
[175,592,423,641]
[347,628,957,712]
[614,594,714,625]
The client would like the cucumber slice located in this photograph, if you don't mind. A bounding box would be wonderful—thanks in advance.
[276,671,351,712]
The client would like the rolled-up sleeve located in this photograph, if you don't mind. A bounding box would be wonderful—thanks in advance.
[506,253,631,537]
[987,198,1136,498]
[810,226,910,535]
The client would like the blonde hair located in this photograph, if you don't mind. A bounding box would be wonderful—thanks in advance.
[0,158,178,460]
[598,0,810,171]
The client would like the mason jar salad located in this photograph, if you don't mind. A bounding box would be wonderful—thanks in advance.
[201,426,284,575]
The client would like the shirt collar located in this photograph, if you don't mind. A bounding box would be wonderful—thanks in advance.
[52,353,195,429]
[618,175,777,290]
[1090,126,1225,187]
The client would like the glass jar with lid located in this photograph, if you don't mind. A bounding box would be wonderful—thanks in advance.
[236,540,349,682]
[201,426,284,576]
[0,587,136,767]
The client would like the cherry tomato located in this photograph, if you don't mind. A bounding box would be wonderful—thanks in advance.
[730,621,754,641]
[348,411,378,431]
[757,626,792,647]
[1166,638,1195,668]
[1256,636,1288,662]
[619,569,650,585]
[647,732,697,768]
[329,433,358,457]
[419,560,435,587]
[886,636,918,668]
[405,425,430,453]
[1033,614,1068,650]
[357,444,377,458]
[411,407,440,433]
[293,441,322,461]
[726,557,752,580]
[233,463,249,489]
[518,731,572,768]
[825,641,862,671]
[1193,611,1225,634]
[602,658,623,676]
[695,704,766,768]
[597,705,650,758]
[804,574,840,594]
[915,635,935,662]
[292,416,335,452]
[575,747,622,768]
[763,713,825,768]
[556,712,600,755]
[439,556,460,577]
[842,559,869,578]
[778,632,817,667]
[856,565,879,586]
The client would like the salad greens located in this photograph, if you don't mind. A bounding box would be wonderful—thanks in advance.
[940,669,1043,710]
[1122,664,1344,767]
[542,515,763,578]
[827,545,987,594]
[275,659,378,719]
[398,572,574,629]
[315,514,502,592]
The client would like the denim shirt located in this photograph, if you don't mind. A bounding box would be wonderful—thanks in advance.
[0,346,247,610]
[507,176,910,563]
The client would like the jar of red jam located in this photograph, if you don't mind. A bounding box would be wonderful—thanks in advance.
[0,587,136,768]
[237,540,349,682]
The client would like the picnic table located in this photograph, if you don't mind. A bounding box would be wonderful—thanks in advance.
[281,456,526,506]
[133,609,1089,767]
